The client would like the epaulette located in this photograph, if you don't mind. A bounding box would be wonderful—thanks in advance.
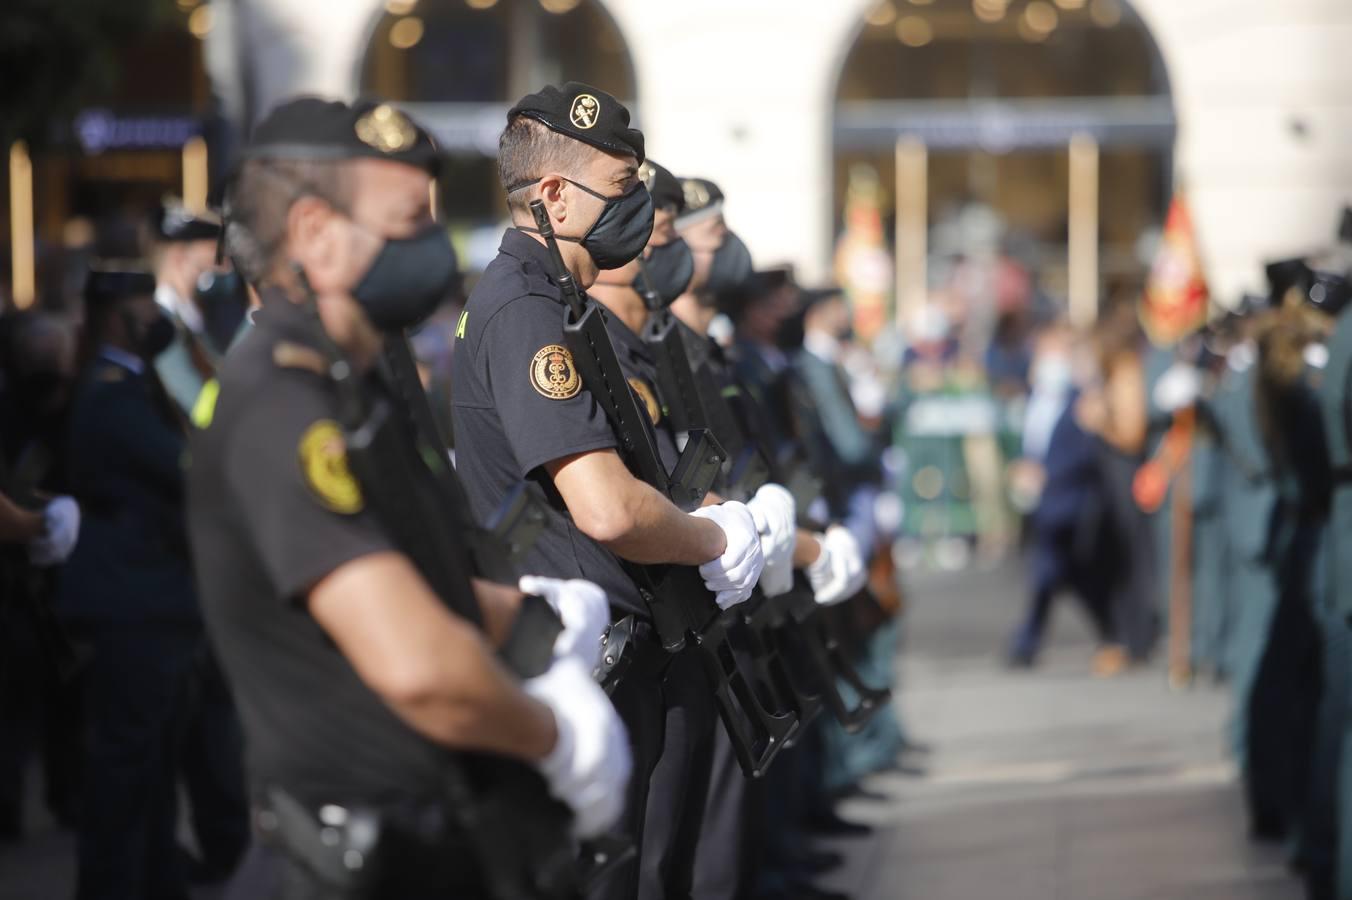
[272,341,329,377]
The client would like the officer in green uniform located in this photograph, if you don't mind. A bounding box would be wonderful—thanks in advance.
[189,96,629,899]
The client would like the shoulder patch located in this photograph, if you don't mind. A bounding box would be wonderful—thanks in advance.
[628,377,661,424]
[530,344,582,400]
[297,420,363,514]
[455,309,469,340]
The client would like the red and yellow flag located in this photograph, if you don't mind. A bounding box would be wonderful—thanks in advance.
[1141,195,1209,347]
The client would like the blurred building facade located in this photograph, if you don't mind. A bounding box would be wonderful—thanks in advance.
[6,0,1349,318]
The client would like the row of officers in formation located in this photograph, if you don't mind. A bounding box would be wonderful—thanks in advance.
[0,82,915,900]
[1104,210,1352,899]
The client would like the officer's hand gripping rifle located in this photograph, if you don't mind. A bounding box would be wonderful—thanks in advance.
[641,305,889,733]
[530,199,797,777]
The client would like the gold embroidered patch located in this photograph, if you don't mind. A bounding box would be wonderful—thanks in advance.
[355,104,416,154]
[638,161,657,191]
[628,377,661,424]
[530,344,582,400]
[569,94,600,130]
[298,420,363,514]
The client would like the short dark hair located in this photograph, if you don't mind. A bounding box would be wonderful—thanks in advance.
[223,157,356,285]
[497,117,596,214]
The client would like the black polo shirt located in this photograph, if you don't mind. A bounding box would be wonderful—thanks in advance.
[452,229,652,616]
[187,291,464,807]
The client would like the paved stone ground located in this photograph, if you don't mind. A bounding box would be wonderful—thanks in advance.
[0,559,1306,899]
[813,560,1304,900]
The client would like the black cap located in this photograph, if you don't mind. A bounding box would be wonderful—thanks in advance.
[640,160,683,213]
[676,177,724,228]
[508,82,643,163]
[1265,257,1311,303]
[84,265,156,307]
[1308,269,1352,317]
[243,97,441,174]
[153,201,222,243]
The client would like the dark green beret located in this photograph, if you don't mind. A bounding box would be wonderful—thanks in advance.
[242,96,441,174]
[508,82,644,163]
[640,160,683,213]
[84,265,156,306]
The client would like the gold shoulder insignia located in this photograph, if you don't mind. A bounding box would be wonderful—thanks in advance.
[628,377,661,424]
[455,309,469,340]
[273,342,329,377]
[96,367,126,384]
[355,104,416,154]
[683,179,710,212]
[298,420,363,514]
[530,344,582,400]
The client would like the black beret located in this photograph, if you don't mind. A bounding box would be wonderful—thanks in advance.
[676,177,724,228]
[640,160,683,213]
[243,97,440,174]
[84,265,156,306]
[1308,269,1352,317]
[1265,257,1311,302]
[154,201,222,243]
[507,82,644,163]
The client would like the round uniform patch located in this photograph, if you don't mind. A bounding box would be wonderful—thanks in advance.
[298,420,363,514]
[628,377,661,424]
[530,344,582,400]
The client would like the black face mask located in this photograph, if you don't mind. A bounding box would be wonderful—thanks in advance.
[352,223,459,331]
[637,238,694,309]
[515,178,654,270]
[123,309,177,360]
[706,231,753,294]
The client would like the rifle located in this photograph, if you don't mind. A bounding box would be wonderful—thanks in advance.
[530,200,797,777]
[293,275,584,900]
[640,301,889,733]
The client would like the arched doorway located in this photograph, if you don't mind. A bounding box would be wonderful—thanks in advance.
[831,0,1172,341]
[359,0,636,271]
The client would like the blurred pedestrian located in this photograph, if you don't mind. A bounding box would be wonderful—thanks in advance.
[149,202,227,416]
[57,267,202,900]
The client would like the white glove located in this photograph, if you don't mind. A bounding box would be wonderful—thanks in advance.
[519,575,610,672]
[1152,363,1201,413]
[747,484,796,598]
[524,656,632,839]
[689,502,765,610]
[806,525,868,607]
[28,496,80,567]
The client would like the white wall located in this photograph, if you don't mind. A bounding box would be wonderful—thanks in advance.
[220,0,1352,301]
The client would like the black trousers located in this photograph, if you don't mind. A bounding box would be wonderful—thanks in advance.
[75,626,200,900]
[180,649,250,874]
[589,646,717,900]
[690,725,753,900]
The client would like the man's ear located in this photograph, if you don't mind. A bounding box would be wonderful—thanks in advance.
[285,196,342,290]
[537,173,569,226]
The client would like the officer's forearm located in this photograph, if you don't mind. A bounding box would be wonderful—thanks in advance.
[472,577,524,649]
[0,492,43,543]
[547,448,725,565]
[309,553,557,762]
[793,529,822,569]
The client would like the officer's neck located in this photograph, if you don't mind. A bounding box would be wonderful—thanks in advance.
[518,228,599,290]
[589,281,648,335]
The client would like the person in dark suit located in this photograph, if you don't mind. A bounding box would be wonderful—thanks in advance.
[58,267,202,900]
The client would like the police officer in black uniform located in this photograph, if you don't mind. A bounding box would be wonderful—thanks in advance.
[188,96,629,899]
[449,83,766,900]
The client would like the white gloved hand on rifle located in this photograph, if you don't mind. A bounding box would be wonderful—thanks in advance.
[747,483,796,598]
[519,575,610,672]
[690,501,765,610]
[524,656,632,839]
[806,525,868,607]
